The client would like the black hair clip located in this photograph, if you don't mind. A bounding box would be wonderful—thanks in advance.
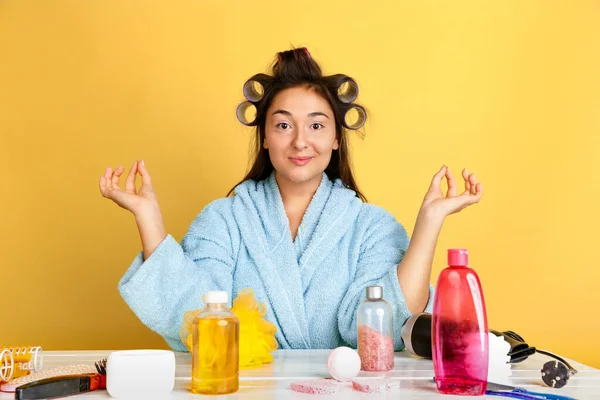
[490,330,578,389]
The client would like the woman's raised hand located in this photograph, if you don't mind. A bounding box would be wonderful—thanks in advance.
[99,160,160,217]
[420,165,483,218]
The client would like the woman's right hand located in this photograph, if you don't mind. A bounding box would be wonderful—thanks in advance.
[99,160,160,217]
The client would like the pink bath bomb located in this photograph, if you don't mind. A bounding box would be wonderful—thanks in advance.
[327,346,361,382]
[290,379,339,395]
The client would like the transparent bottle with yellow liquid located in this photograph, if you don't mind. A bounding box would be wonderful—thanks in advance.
[192,291,239,395]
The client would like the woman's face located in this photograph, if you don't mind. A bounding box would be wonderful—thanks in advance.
[264,86,338,187]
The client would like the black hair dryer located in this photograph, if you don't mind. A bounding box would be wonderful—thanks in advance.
[400,313,577,388]
[400,312,434,359]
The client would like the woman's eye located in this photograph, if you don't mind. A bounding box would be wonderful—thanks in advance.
[277,122,290,129]
[311,123,324,130]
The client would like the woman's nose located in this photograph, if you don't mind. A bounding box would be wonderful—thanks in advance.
[292,131,309,150]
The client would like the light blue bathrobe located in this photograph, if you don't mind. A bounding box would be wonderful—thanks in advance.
[118,172,434,352]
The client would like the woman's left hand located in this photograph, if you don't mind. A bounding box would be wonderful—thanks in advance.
[420,165,483,219]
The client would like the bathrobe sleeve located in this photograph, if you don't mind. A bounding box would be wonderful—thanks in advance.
[117,199,237,351]
[337,205,434,351]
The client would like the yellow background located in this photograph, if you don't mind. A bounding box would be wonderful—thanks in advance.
[1,1,599,368]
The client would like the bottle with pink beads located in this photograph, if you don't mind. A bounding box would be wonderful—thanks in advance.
[356,286,394,371]
[432,249,489,396]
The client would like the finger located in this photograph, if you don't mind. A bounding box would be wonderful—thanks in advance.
[462,168,471,193]
[99,175,121,200]
[104,167,113,190]
[469,173,477,195]
[99,176,108,196]
[428,165,447,192]
[137,160,153,186]
[466,182,483,203]
[125,161,139,194]
[446,168,457,198]
[111,165,124,190]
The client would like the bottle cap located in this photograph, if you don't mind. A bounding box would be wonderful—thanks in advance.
[448,249,469,266]
[366,286,383,300]
[203,291,228,304]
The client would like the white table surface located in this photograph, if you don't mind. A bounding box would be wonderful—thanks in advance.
[1,350,599,399]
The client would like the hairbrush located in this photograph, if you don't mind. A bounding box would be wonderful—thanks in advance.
[12,359,107,400]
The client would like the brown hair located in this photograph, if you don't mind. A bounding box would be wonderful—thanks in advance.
[229,47,367,202]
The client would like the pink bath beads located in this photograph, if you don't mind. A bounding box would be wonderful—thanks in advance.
[357,324,395,371]
[327,346,361,381]
[352,378,400,393]
[290,379,339,395]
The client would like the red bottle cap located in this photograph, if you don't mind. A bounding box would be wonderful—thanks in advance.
[447,249,469,266]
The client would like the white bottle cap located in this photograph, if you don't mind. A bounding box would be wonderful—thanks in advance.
[204,291,228,304]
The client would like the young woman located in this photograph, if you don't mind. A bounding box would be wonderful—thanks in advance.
[99,47,483,352]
